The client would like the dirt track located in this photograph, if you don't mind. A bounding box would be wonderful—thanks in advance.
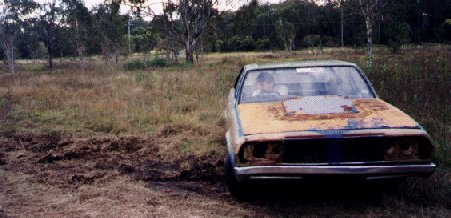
[0,134,450,217]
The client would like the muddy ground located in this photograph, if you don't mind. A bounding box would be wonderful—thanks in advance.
[0,133,450,217]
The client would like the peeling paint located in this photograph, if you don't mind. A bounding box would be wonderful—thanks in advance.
[238,98,419,135]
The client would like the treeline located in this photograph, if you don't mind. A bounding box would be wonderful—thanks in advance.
[1,0,450,72]
[212,0,451,52]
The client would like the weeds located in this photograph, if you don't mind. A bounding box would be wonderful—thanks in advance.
[363,47,450,166]
[123,60,147,71]
[0,47,449,167]
[147,58,168,67]
[123,58,181,71]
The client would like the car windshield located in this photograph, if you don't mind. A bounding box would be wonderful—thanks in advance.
[240,66,375,103]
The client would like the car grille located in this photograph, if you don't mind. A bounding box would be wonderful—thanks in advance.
[282,137,386,164]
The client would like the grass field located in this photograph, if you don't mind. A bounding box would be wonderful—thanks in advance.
[0,46,450,217]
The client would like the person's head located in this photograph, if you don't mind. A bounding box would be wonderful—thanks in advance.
[256,72,275,91]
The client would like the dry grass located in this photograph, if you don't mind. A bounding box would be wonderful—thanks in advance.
[1,46,449,164]
[0,47,450,217]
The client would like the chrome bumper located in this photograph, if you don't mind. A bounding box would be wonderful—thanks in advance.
[234,163,436,181]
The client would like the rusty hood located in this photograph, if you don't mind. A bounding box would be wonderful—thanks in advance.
[237,97,420,135]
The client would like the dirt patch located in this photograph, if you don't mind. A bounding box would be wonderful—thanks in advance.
[1,133,223,189]
[0,133,449,217]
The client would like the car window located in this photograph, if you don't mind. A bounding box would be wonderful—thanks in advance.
[240,66,375,103]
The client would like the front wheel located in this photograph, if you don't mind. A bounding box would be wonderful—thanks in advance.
[224,154,252,200]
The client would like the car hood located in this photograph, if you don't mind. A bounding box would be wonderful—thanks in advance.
[237,98,420,135]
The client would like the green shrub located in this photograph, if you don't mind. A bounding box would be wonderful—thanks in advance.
[123,60,146,71]
[23,64,47,72]
[147,58,168,67]
[256,38,271,50]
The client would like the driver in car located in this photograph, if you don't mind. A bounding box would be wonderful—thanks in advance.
[252,72,287,96]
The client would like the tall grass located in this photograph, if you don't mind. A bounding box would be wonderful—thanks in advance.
[363,48,450,166]
[0,47,449,165]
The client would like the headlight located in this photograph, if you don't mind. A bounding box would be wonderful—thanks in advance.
[399,140,418,156]
[384,138,421,161]
[241,142,282,163]
[384,144,396,156]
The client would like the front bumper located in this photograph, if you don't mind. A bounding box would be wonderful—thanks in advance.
[234,163,436,181]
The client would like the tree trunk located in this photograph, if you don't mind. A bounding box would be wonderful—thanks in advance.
[365,15,373,67]
[74,23,85,68]
[6,48,16,74]
[340,0,344,47]
[47,45,53,69]
[185,40,196,63]
[1,38,16,74]
[185,47,194,63]
[287,38,293,52]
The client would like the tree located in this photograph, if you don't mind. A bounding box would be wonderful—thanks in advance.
[131,26,158,53]
[340,0,346,47]
[386,22,411,53]
[0,0,37,73]
[356,0,385,66]
[163,0,216,63]
[93,2,127,63]
[276,1,300,51]
[33,0,63,69]
[61,0,92,67]
[0,11,18,74]
[276,19,296,51]
[16,24,43,59]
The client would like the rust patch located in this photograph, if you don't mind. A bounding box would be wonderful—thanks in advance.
[354,99,389,111]
[238,98,419,135]
[268,99,390,122]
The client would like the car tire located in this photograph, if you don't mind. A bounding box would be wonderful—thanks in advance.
[224,154,252,200]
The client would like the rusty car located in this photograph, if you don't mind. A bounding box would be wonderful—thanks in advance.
[224,60,436,198]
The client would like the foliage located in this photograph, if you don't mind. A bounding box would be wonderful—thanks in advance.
[215,36,256,52]
[303,35,321,47]
[276,19,296,51]
[441,19,451,41]
[0,0,37,73]
[31,0,63,69]
[162,0,215,63]
[255,38,271,50]
[387,22,411,53]
[123,59,146,70]
[93,2,127,63]
[147,58,168,67]
[131,26,158,53]
[2,0,451,60]
[61,0,92,66]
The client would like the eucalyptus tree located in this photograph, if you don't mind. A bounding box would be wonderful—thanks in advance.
[0,0,37,73]
[93,2,127,63]
[162,0,216,63]
[32,0,63,69]
[275,0,301,51]
[61,0,91,67]
[276,19,296,51]
[353,0,385,66]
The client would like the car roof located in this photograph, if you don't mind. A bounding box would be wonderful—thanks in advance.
[243,60,357,72]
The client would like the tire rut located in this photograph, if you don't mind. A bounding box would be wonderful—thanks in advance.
[0,134,224,189]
